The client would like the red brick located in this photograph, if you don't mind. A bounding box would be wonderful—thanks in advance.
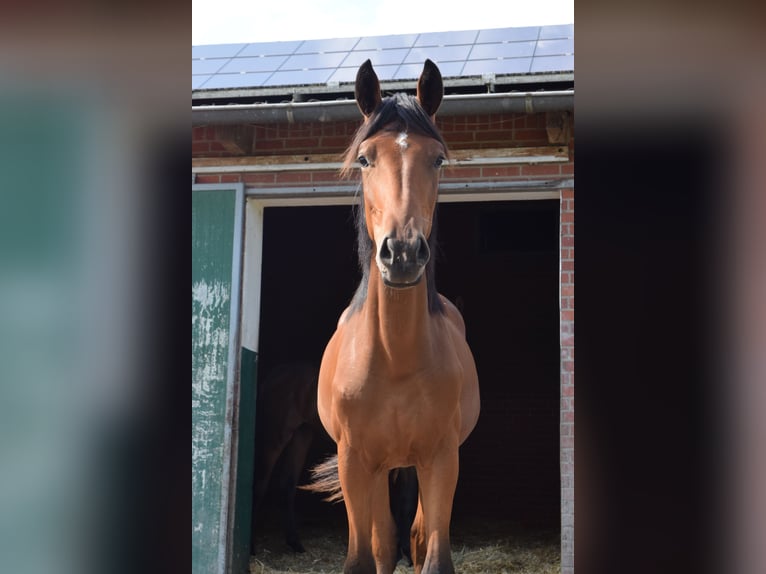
[561,260,574,271]
[312,171,344,183]
[195,174,220,184]
[473,129,513,143]
[443,133,475,146]
[562,310,574,322]
[561,188,574,200]
[521,163,561,176]
[220,174,241,183]
[481,166,521,177]
[514,128,547,142]
[562,235,574,247]
[192,142,210,154]
[561,211,574,223]
[560,163,574,175]
[561,285,574,297]
[243,173,277,184]
[525,113,546,128]
[284,137,319,150]
[444,166,482,179]
[276,172,312,184]
[192,126,206,140]
[320,136,351,149]
[254,140,285,151]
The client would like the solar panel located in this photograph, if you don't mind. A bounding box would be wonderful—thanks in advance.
[414,30,478,47]
[463,58,532,76]
[264,69,335,87]
[534,38,573,56]
[193,75,211,89]
[297,37,361,53]
[341,48,409,68]
[192,24,573,92]
[477,26,540,43]
[201,72,272,89]
[530,55,573,73]
[355,33,419,51]
[193,59,229,75]
[281,52,348,70]
[218,56,288,74]
[539,24,573,39]
[469,41,536,59]
[238,41,302,57]
[192,44,247,59]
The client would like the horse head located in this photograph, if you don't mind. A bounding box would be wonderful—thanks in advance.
[347,59,446,288]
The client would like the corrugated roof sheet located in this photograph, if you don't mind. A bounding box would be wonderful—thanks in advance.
[192,24,573,91]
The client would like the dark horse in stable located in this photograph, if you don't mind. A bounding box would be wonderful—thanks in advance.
[306,60,480,574]
[250,362,323,553]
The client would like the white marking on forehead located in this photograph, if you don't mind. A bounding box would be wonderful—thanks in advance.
[396,132,408,150]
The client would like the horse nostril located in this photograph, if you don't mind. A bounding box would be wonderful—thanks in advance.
[379,236,394,265]
[416,236,430,266]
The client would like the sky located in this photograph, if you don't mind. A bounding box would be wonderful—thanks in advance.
[192,0,573,45]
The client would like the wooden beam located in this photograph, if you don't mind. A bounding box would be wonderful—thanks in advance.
[192,146,569,173]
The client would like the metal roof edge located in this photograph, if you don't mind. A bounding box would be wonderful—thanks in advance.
[192,90,574,126]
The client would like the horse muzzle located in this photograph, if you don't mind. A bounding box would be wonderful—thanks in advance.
[376,233,430,288]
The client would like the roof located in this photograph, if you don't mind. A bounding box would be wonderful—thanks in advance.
[192,24,573,102]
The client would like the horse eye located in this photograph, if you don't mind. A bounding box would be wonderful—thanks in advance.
[434,156,445,168]
[358,155,370,167]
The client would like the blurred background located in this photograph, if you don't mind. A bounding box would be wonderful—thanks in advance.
[1,1,764,573]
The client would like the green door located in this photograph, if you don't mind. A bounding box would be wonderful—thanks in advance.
[192,184,248,574]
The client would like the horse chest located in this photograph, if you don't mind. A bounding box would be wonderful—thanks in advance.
[335,358,462,461]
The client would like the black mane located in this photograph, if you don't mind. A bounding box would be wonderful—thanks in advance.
[345,92,446,316]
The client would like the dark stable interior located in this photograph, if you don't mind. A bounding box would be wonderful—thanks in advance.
[253,199,561,540]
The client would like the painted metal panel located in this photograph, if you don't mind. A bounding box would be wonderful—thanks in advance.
[192,185,244,574]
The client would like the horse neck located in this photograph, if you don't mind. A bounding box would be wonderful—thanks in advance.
[362,261,432,362]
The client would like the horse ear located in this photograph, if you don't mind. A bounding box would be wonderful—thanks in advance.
[417,59,443,118]
[355,59,382,118]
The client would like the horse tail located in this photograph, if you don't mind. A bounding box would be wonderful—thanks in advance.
[299,454,344,503]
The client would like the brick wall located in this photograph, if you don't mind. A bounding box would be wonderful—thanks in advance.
[560,187,575,573]
[192,112,573,187]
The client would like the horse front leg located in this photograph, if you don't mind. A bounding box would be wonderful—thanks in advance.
[413,442,459,574]
[338,444,396,574]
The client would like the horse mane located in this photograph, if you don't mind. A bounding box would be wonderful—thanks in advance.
[343,92,446,316]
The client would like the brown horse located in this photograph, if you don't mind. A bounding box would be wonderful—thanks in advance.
[251,362,324,553]
[314,59,480,574]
